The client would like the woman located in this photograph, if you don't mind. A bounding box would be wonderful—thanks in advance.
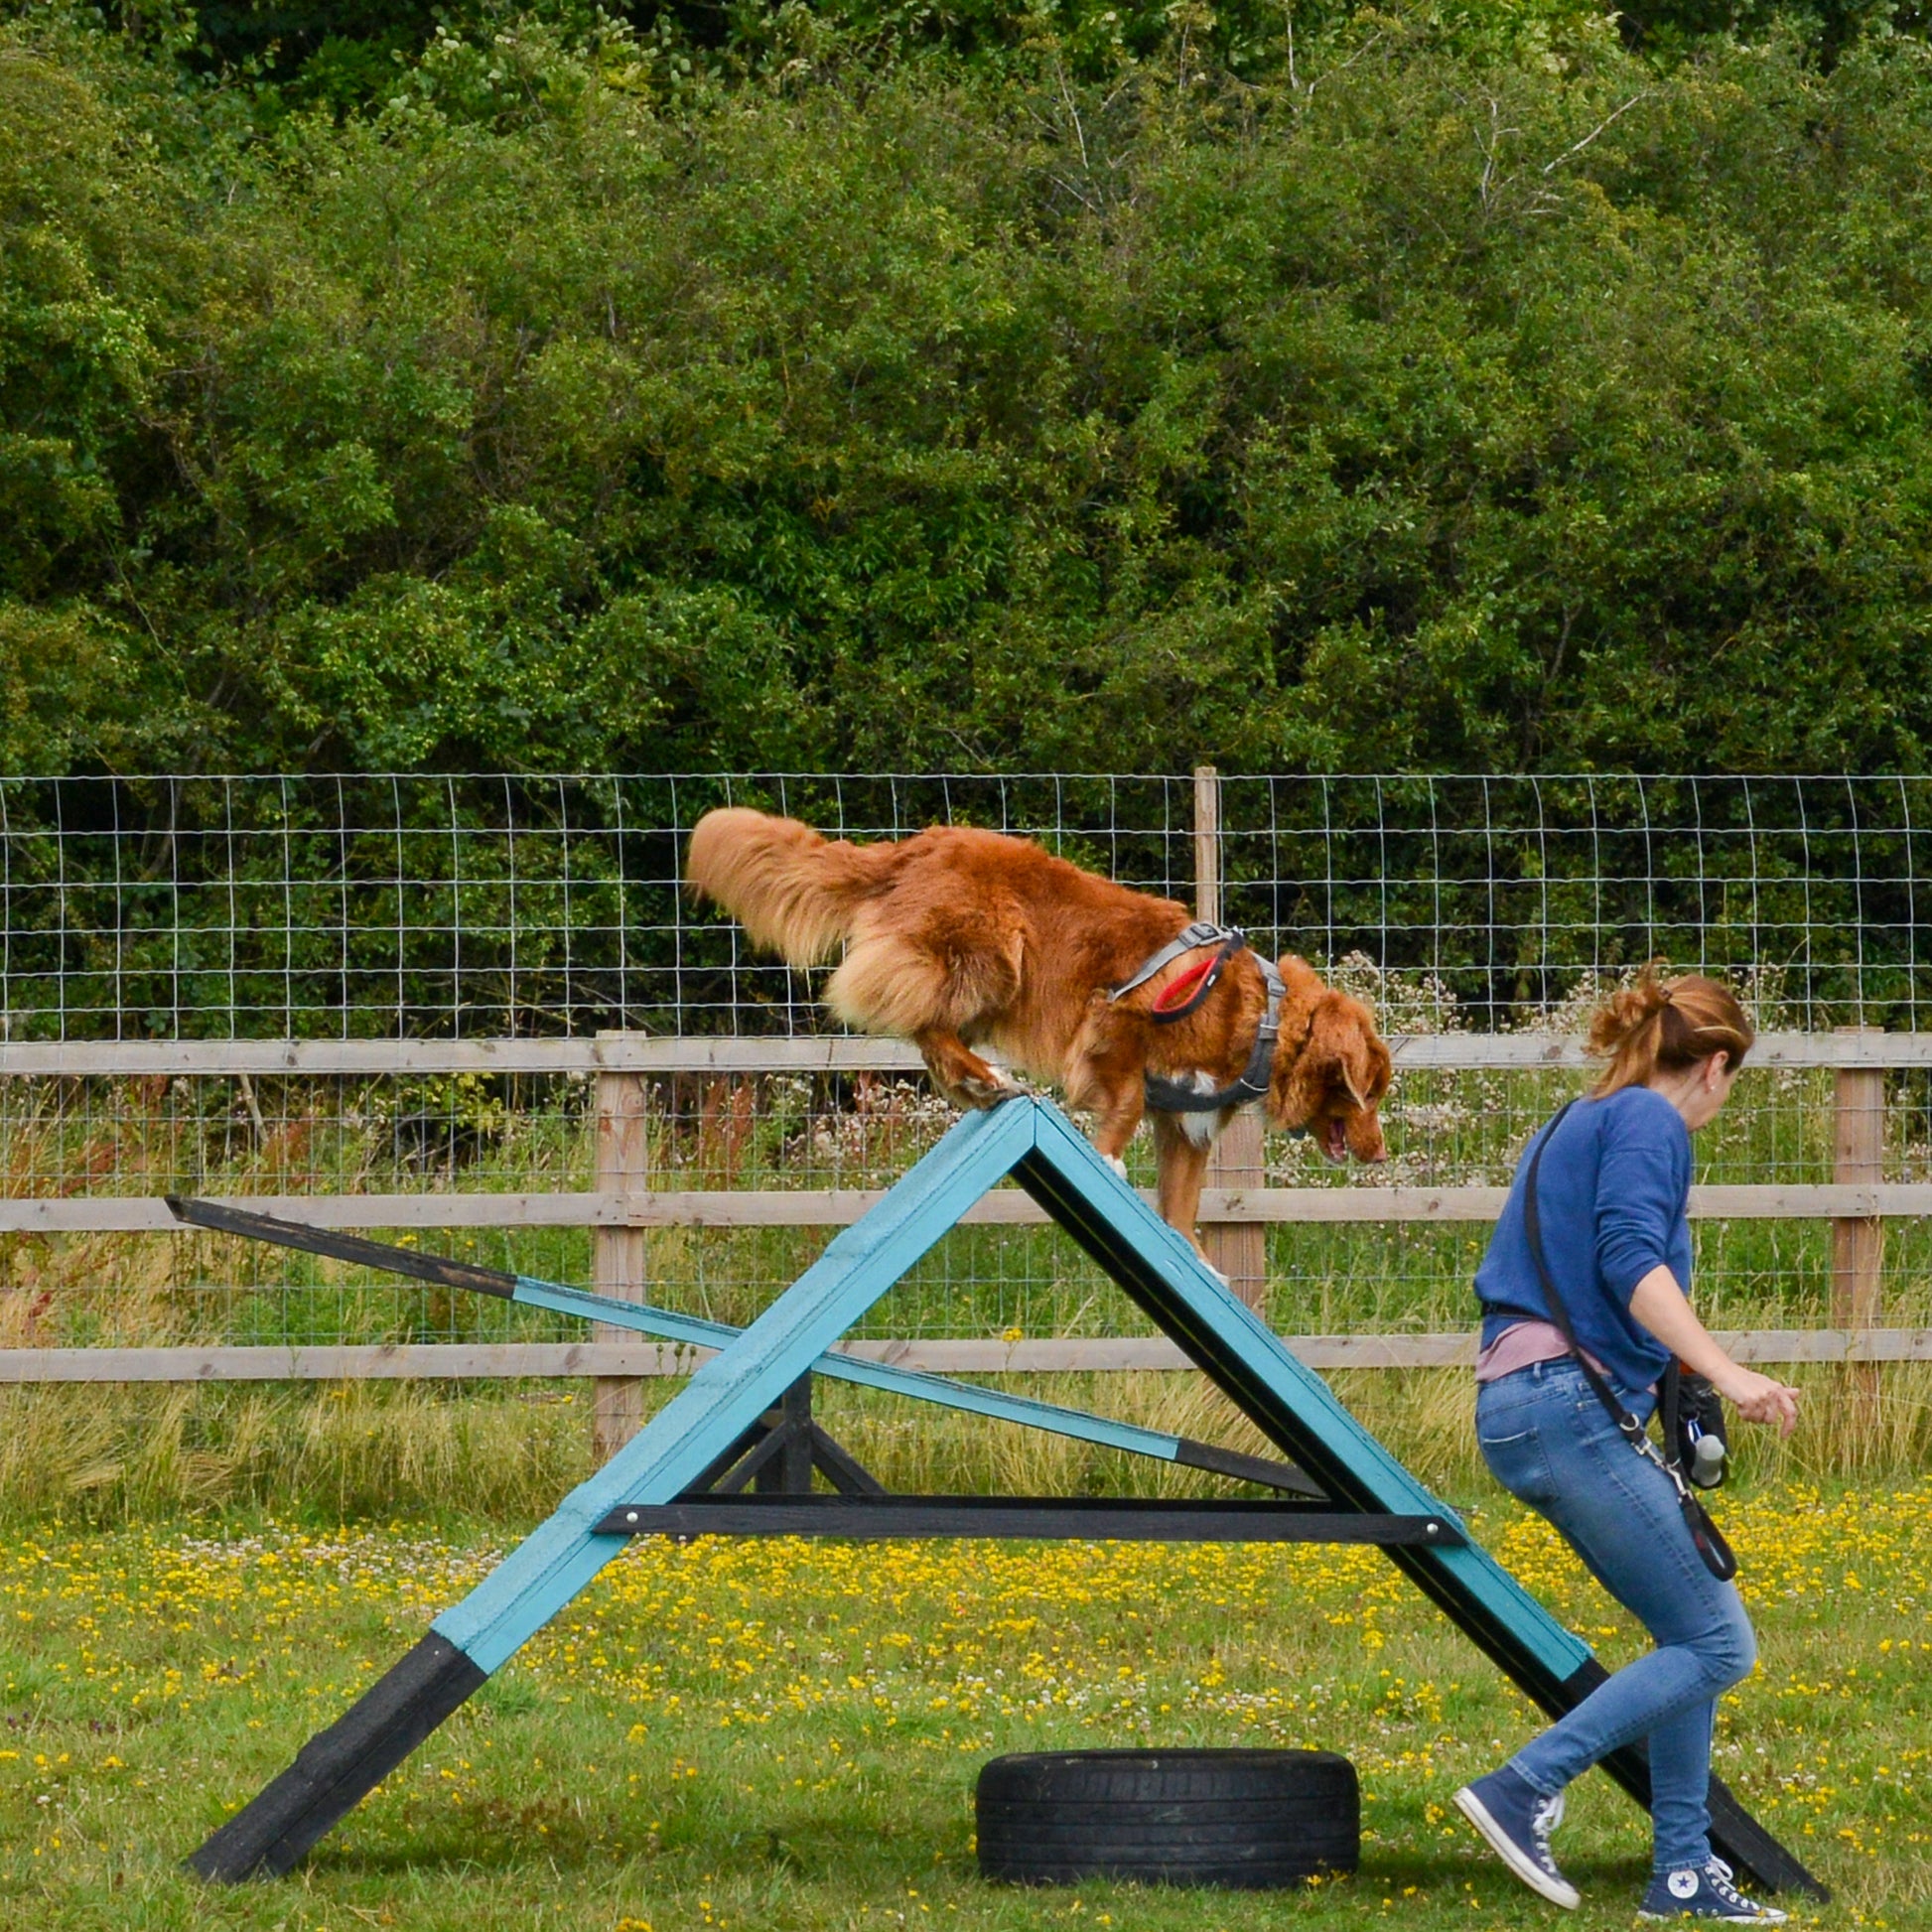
[1453,971,1801,1921]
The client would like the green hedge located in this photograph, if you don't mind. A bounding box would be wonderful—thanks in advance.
[6,9,1932,780]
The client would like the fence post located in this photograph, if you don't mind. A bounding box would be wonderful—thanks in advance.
[593,1034,650,1461]
[1831,1026,1884,1394]
[1194,765,1268,1311]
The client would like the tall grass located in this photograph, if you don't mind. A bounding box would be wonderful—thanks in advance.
[3,1359,1926,1526]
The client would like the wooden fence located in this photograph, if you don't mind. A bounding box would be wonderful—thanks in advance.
[2,1029,1927,1399]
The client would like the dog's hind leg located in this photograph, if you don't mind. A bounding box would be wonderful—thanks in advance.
[911,1027,1024,1110]
[826,926,1023,1110]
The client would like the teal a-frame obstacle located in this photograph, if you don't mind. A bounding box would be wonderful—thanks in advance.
[175,1097,1825,1898]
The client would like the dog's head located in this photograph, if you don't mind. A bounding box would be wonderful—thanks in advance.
[1266,961,1392,1165]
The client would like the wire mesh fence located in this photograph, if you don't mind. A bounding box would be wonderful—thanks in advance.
[3,1058,1929,1349]
[3,772,1928,1040]
[2,772,1928,1360]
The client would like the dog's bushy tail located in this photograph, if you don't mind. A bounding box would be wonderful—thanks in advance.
[686,808,885,965]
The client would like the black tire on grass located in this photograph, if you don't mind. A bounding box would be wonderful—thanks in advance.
[975,1748,1359,1889]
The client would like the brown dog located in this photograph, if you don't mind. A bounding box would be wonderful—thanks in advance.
[686,809,1391,1251]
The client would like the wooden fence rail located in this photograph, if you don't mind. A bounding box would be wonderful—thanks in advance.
[8,1180,1932,1234]
[1,1023,1928,1385]
[2,1328,1929,1384]
[4,1029,1932,1076]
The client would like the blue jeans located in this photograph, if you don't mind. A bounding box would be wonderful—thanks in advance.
[1474,1358,1757,1874]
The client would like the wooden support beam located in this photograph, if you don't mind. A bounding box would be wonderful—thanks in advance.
[1833,1026,1886,1404]
[1195,762,1268,1309]
[593,1496,1462,1546]
[754,1376,818,1495]
[593,1036,651,1461]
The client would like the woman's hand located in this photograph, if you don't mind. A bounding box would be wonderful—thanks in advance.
[1628,1267,1803,1436]
[1710,1365,1801,1436]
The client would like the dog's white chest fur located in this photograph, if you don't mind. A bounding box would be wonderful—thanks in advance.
[1170,1071,1241,1147]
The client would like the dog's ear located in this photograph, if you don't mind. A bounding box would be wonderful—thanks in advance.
[1270,994,1346,1128]
[1342,1022,1392,1110]
[1339,1015,1392,1161]
[1313,1001,1385,1101]
[1270,1044,1322,1130]
[1266,956,1326,1127]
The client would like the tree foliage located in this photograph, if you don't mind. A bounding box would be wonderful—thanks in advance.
[5,3,1932,778]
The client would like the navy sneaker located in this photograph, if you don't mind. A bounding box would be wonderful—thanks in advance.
[1453,1765,1580,1909]
[1639,1858,1788,1922]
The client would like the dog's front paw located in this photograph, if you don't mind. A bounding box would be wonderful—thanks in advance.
[1102,1154,1129,1180]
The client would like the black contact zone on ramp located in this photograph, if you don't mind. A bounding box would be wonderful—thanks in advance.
[187,1632,486,1882]
[167,1195,517,1300]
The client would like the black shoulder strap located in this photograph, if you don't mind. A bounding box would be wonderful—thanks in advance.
[1520,1102,1647,1449]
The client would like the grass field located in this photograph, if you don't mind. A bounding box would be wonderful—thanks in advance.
[3,1038,1926,1928]
[1,1478,1923,1932]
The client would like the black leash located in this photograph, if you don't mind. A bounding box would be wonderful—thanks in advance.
[1521,1102,1738,1583]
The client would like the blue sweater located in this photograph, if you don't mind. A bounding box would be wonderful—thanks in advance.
[1474,1086,1693,1413]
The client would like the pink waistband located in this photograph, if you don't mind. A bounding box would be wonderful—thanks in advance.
[1474,1319,1609,1384]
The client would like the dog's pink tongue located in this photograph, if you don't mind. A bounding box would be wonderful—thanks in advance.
[1325,1119,1348,1162]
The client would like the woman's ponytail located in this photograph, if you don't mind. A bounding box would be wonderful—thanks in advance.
[1588,964,1753,1097]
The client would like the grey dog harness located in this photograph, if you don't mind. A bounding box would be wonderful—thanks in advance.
[1109,923,1290,1115]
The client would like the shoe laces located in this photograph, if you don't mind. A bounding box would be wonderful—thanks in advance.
[1702,1860,1756,1910]
[1530,1789,1566,1859]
